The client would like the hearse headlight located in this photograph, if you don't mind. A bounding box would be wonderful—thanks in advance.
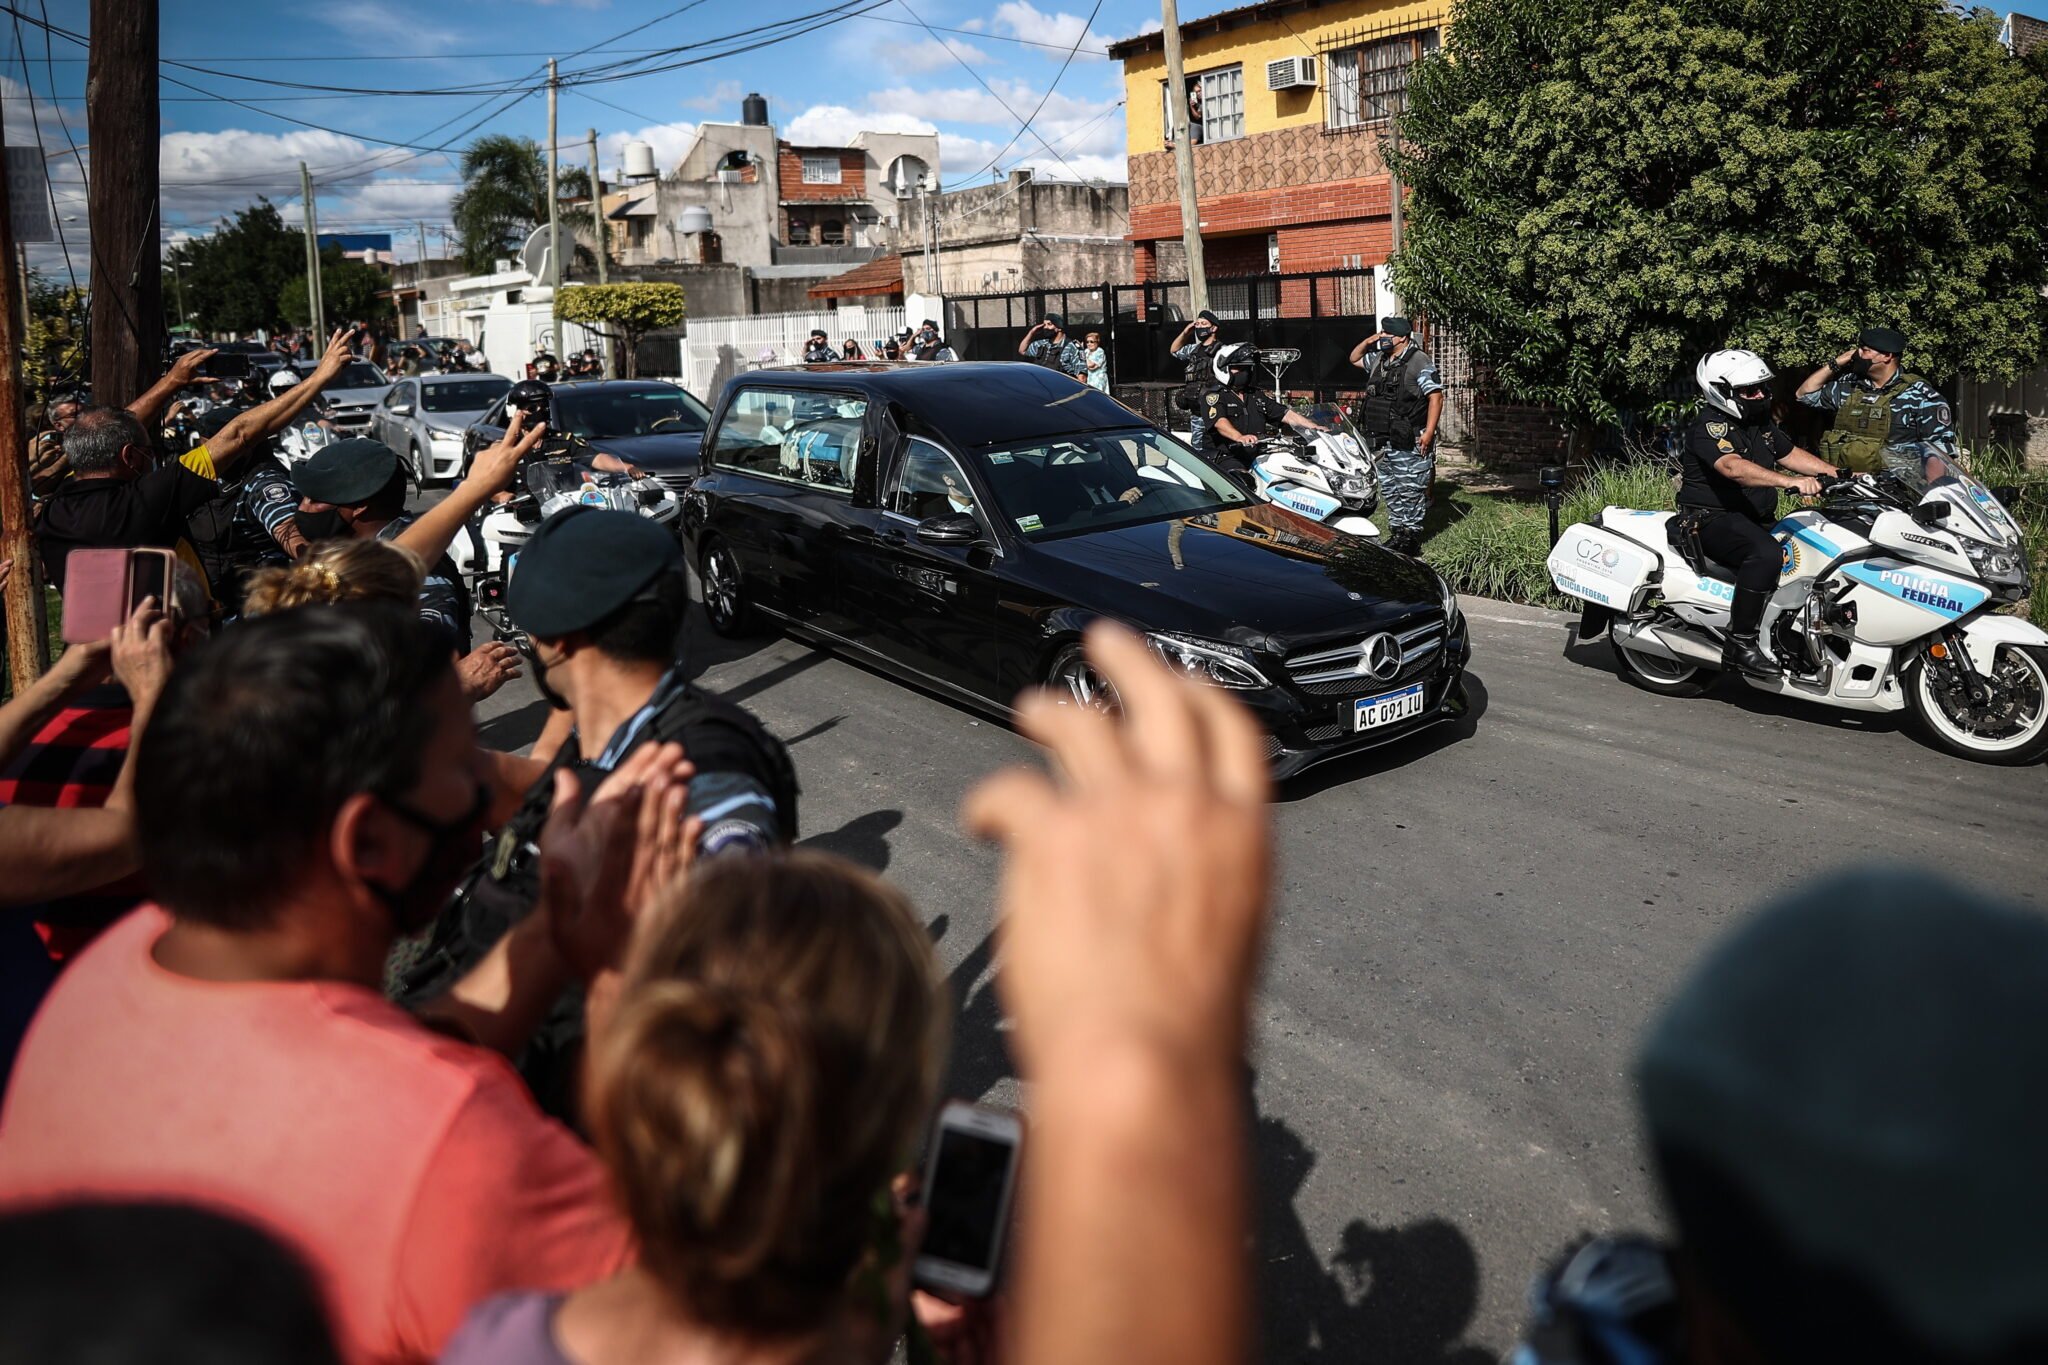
[1146,632,1270,690]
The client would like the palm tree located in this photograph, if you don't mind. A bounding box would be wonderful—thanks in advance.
[450,134,597,275]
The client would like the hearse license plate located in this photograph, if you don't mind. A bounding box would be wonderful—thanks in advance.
[1353,683,1426,732]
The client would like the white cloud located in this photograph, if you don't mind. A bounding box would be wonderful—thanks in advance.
[781,104,939,147]
[887,34,994,73]
[991,2,1115,58]
[313,1,462,52]
[680,80,746,114]
[866,80,1109,128]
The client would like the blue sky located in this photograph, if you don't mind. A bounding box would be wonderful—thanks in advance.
[15,0,1167,276]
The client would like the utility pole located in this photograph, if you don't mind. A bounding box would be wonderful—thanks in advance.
[0,115,47,690]
[87,0,163,408]
[1159,0,1208,316]
[586,128,610,376]
[299,162,325,339]
[545,60,561,301]
[415,220,430,335]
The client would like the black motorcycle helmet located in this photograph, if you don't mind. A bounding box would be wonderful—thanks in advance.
[506,378,552,421]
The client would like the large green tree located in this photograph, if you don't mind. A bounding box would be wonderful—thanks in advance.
[279,246,394,328]
[1388,0,2048,426]
[450,134,595,274]
[162,200,306,336]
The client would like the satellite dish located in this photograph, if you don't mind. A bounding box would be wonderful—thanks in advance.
[518,226,552,282]
[678,205,714,234]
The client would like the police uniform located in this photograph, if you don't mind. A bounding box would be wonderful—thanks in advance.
[1354,328,1445,543]
[1204,383,1290,464]
[1797,370,1956,479]
[1173,327,1222,451]
[184,411,303,611]
[397,508,797,1120]
[292,438,473,653]
[1677,412,1793,593]
[803,339,836,364]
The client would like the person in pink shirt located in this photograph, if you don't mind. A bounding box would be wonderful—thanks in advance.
[0,604,694,1365]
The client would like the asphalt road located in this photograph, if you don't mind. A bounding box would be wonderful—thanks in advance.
[471,590,2047,1360]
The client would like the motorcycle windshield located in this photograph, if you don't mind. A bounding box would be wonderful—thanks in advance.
[1926,468,2021,549]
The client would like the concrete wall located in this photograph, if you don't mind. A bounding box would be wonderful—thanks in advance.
[902,173,1133,296]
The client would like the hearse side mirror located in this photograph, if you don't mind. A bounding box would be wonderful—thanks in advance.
[915,513,981,545]
[1911,501,1952,527]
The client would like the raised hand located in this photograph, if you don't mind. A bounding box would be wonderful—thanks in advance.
[537,741,693,981]
[108,597,176,714]
[453,642,522,703]
[463,408,546,498]
[167,347,219,386]
[963,622,1273,1073]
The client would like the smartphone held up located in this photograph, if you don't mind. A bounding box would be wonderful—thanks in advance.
[913,1101,1023,1300]
[61,549,177,644]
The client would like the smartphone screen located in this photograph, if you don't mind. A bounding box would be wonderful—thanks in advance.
[127,553,169,614]
[921,1126,1016,1273]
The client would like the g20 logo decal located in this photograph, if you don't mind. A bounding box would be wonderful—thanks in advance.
[1575,540,1623,570]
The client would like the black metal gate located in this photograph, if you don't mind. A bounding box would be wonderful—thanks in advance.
[944,269,1381,397]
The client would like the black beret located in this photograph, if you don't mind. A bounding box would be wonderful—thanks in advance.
[1637,867,2048,1355]
[1043,313,1064,330]
[1859,326,1907,356]
[507,507,683,638]
[1381,316,1414,337]
[1196,310,1220,326]
[293,438,399,506]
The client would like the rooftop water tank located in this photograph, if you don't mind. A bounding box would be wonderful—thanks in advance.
[678,205,714,234]
[622,141,657,180]
[742,92,768,127]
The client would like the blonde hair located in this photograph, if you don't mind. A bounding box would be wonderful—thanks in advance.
[587,851,944,1337]
[241,540,425,617]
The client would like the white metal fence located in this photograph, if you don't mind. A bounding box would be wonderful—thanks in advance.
[679,305,908,401]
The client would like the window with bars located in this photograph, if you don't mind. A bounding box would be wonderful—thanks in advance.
[801,155,842,185]
[1160,64,1246,145]
[1325,28,1438,130]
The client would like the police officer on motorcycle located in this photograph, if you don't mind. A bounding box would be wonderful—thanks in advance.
[1349,317,1445,557]
[1204,344,1329,469]
[1794,325,1957,484]
[501,378,646,484]
[1680,349,1839,679]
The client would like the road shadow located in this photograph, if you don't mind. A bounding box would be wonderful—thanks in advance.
[1251,1087,1494,1364]
[476,697,553,755]
[938,930,1014,1106]
[1276,672,1490,802]
[1562,632,1906,737]
[798,808,902,872]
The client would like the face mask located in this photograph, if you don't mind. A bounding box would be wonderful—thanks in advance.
[369,782,490,934]
[529,645,571,712]
[1230,369,1252,390]
[1735,394,1772,424]
[1846,356,1874,379]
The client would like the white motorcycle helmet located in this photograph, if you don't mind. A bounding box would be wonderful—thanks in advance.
[267,367,302,394]
[1696,348,1775,422]
[1212,342,1258,386]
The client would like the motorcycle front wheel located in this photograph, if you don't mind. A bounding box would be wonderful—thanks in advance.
[1909,643,2048,766]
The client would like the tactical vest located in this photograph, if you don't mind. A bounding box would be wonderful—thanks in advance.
[1357,345,1429,447]
[1819,373,1922,474]
[186,454,292,608]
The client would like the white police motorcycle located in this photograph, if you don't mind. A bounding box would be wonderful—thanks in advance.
[1246,402,1382,539]
[451,459,680,647]
[1547,467,2047,764]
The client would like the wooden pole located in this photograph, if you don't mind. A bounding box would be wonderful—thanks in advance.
[300,162,325,339]
[1160,0,1208,316]
[546,60,561,300]
[86,0,161,408]
[0,117,48,690]
[586,129,610,377]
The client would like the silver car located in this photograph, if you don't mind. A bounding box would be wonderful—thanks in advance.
[371,373,513,486]
[294,359,392,437]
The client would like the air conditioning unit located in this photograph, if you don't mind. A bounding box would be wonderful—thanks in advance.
[1266,55,1318,90]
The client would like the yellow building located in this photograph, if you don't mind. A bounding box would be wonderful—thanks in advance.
[1108,0,1443,287]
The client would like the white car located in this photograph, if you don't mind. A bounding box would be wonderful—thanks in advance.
[370,373,513,486]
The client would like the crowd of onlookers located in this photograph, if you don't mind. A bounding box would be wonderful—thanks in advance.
[0,337,2041,1365]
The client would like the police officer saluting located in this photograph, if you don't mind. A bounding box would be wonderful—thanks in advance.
[1204,343,1330,468]
[802,329,836,364]
[1794,325,1957,484]
[1348,317,1445,557]
[1169,310,1223,452]
[1679,349,1839,679]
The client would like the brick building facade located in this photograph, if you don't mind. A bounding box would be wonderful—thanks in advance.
[1110,0,1442,305]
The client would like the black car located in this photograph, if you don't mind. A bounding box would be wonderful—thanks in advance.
[682,363,1471,777]
[463,378,713,493]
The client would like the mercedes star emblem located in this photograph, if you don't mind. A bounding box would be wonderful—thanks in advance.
[1355,632,1402,681]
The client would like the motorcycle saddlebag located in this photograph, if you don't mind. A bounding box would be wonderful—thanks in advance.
[1545,521,1661,614]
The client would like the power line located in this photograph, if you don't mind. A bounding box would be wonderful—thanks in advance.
[959,0,1106,181]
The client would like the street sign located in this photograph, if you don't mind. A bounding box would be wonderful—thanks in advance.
[5,148,51,243]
